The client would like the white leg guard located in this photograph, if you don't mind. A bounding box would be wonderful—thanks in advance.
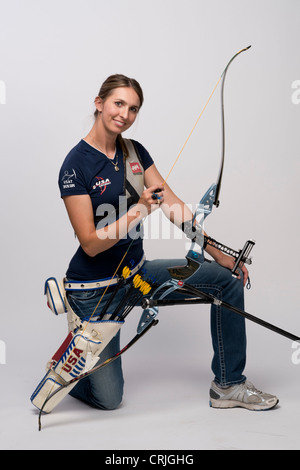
[30,319,123,413]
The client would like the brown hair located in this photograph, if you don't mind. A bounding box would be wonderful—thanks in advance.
[94,74,144,119]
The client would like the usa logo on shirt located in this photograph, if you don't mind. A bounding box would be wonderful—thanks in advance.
[130,162,142,175]
[92,176,111,195]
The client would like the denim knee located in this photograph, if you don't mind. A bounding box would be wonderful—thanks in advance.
[69,371,124,411]
[91,389,123,410]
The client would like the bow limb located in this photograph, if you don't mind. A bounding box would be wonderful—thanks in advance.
[188,46,252,262]
[214,45,252,208]
[195,45,252,221]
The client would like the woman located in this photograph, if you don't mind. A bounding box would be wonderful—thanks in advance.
[59,74,278,411]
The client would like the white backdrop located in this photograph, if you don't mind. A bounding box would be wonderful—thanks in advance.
[0,0,300,450]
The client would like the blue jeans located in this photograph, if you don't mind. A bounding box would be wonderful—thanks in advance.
[67,258,247,409]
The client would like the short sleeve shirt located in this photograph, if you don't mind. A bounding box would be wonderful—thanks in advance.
[58,139,154,280]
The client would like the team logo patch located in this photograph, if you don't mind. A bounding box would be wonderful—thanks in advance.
[61,169,77,189]
[130,162,142,175]
[92,176,111,195]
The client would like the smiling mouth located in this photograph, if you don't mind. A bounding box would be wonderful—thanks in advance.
[114,119,126,127]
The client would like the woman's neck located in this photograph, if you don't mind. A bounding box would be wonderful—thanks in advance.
[84,123,118,159]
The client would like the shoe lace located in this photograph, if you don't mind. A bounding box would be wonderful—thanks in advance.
[245,381,262,394]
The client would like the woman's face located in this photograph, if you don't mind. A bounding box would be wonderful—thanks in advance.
[96,87,140,136]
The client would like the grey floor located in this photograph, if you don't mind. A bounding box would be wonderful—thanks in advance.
[1,309,300,451]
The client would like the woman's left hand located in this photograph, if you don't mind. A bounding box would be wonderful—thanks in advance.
[214,252,249,287]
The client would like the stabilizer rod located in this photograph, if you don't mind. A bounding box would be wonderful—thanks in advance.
[142,285,300,343]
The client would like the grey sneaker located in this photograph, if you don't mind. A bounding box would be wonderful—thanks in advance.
[209,380,279,411]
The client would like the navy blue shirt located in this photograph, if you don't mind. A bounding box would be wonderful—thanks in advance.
[58,139,154,280]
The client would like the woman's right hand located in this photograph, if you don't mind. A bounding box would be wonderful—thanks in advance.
[137,183,164,215]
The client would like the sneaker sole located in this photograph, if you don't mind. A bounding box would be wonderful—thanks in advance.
[209,398,279,411]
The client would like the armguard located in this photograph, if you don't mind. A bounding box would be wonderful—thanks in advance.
[30,318,123,413]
